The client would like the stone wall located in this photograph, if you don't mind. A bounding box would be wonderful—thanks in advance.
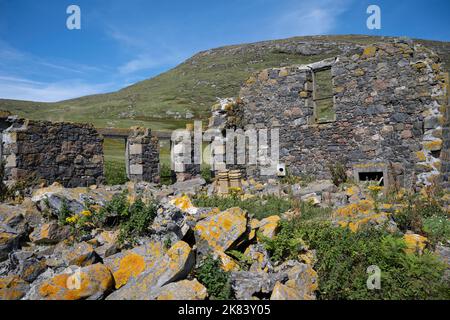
[126,127,160,183]
[1,118,104,187]
[234,40,447,189]
[441,73,450,190]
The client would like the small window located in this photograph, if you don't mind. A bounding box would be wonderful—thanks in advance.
[313,68,335,123]
[358,172,384,186]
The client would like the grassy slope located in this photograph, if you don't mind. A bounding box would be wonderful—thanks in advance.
[3,35,448,131]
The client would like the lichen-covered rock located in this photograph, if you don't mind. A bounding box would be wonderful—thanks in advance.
[333,200,396,232]
[270,282,302,300]
[194,207,247,255]
[0,275,30,300]
[403,233,428,254]
[154,279,207,300]
[231,271,287,300]
[244,244,273,273]
[18,257,47,283]
[32,263,113,300]
[61,242,99,267]
[31,182,116,216]
[106,241,194,300]
[257,215,280,240]
[0,230,21,262]
[104,240,167,289]
[29,222,70,245]
[213,250,239,272]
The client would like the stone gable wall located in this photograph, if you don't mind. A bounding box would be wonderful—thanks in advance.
[236,41,447,189]
[1,118,104,187]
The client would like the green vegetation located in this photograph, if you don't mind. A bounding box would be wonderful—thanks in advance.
[104,160,128,185]
[70,191,158,245]
[328,161,348,186]
[263,216,449,300]
[393,193,449,245]
[193,193,293,220]
[195,254,233,300]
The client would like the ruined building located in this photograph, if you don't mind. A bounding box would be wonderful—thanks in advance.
[0,115,105,187]
[210,40,449,190]
[1,40,449,191]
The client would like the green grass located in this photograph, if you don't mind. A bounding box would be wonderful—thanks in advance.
[2,35,448,130]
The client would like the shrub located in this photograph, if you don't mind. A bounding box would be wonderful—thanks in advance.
[275,220,450,300]
[423,216,450,245]
[195,254,233,300]
[193,193,292,220]
[118,198,157,244]
[201,164,212,184]
[328,161,347,186]
[94,191,157,245]
[104,160,128,185]
[160,163,173,186]
[394,194,446,235]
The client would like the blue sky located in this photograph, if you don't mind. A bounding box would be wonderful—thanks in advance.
[0,0,449,102]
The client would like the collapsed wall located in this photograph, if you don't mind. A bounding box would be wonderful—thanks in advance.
[126,127,160,183]
[232,40,448,189]
[1,118,104,187]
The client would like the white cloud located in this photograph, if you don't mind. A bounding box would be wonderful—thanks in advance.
[106,26,189,75]
[271,0,352,37]
[0,76,116,102]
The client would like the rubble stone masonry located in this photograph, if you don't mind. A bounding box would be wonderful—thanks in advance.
[234,40,448,189]
[1,118,104,187]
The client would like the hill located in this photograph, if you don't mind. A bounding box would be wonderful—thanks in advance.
[1,35,450,131]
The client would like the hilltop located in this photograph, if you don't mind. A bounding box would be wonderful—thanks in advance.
[1,35,450,130]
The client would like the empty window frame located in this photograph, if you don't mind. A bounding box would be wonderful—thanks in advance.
[312,68,335,123]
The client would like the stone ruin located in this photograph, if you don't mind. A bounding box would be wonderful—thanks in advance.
[207,40,450,191]
[0,114,104,188]
[0,115,162,188]
[125,127,160,184]
[0,40,449,192]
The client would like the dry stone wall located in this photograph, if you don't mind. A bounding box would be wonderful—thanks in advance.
[1,118,104,187]
[126,127,160,183]
[235,40,447,189]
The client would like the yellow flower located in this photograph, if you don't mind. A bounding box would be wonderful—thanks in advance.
[65,215,79,224]
[81,210,92,217]
[367,185,383,192]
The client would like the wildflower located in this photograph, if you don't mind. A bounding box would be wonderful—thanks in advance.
[80,210,92,217]
[65,215,79,224]
[367,185,383,192]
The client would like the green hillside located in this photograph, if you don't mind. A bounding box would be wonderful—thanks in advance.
[1,35,449,131]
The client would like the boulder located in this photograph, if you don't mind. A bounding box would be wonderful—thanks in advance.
[291,180,337,197]
[106,241,194,300]
[31,263,113,300]
[17,256,47,283]
[244,244,273,273]
[29,222,70,245]
[257,215,280,240]
[270,282,303,300]
[60,242,99,267]
[31,182,117,217]
[104,240,167,289]
[171,178,206,196]
[154,279,208,300]
[194,207,247,255]
[403,233,428,255]
[0,275,30,300]
[0,230,21,262]
[231,271,287,300]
